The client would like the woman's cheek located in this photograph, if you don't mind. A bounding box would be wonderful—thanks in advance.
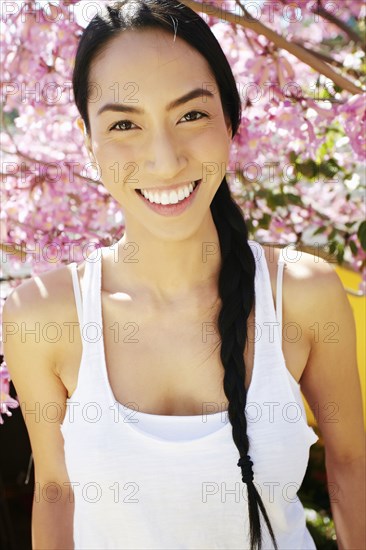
[96,143,138,189]
[197,134,231,178]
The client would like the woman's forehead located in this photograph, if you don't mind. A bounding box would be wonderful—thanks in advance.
[89,27,213,89]
[86,28,217,115]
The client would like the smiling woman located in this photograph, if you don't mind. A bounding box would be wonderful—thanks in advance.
[2,1,364,550]
[70,7,284,546]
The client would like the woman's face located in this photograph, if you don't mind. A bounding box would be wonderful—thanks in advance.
[80,27,232,237]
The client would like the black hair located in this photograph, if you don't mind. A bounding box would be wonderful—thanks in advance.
[72,2,278,548]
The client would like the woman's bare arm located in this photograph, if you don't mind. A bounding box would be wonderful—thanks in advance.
[296,254,365,549]
[2,274,74,550]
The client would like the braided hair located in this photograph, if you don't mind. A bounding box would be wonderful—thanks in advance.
[72,1,278,548]
[211,179,278,549]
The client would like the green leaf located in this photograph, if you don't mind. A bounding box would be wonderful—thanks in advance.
[313,226,326,235]
[256,189,268,199]
[329,228,337,240]
[289,150,298,164]
[349,240,358,255]
[258,213,271,229]
[286,193,303,206]
[268,193,286,208]
[336,243,345,265]
[319,158,341,178]
[357,221,366,251]
[296,160,318,178]
[329,241,337,255]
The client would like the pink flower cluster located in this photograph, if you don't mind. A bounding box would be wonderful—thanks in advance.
[0,0,365,417]
[0,360,19,424]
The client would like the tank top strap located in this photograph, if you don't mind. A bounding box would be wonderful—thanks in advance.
[275,247,287,345]
[69,248,104,354]
[248,240,283,363]
[64,248,107,406]
[70,262,83,327]
[80,248,104,351]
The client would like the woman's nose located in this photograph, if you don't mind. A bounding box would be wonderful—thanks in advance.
[143,129,187,179]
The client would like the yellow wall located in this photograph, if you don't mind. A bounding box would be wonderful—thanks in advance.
[303,265,366,427]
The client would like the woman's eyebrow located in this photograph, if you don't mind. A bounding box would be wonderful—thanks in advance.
[96,87,215,116]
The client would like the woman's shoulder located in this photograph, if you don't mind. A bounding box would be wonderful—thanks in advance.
[258,241,337,282]
[248,239,337,310]
[259,242,344,340]
[2,260,87,359]
[4,261,80,313]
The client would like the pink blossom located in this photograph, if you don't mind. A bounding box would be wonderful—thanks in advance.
[1,0,365,414]
[0,361,19,424]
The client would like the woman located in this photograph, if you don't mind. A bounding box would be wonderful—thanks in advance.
[3,1,364,549]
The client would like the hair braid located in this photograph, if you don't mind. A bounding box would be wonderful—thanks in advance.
[211,178,279,550]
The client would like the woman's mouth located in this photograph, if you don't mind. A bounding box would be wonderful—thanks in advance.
[135,179,202,217]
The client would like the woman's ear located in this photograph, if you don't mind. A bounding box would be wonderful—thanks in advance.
[225,115,233,142]
[76,117,95,161]
[228,125,233,142]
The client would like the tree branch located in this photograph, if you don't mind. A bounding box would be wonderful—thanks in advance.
[182,1,364,95]
[276,0,365,50]
[312,3,365,51]
[292,40,364,82]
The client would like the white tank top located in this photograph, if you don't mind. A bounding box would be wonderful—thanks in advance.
[60,240,319,549]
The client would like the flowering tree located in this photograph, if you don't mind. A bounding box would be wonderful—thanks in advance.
[0,0,365,420]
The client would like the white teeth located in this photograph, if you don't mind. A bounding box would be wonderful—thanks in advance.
[141,181,197,205]
[161,191,171,205]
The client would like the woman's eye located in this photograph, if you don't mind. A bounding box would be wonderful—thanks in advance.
[109,111,208,132]
[180,110,208,123]
[109,120,137,132]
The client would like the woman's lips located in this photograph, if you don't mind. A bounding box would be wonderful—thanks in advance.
[135,179,202,217]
